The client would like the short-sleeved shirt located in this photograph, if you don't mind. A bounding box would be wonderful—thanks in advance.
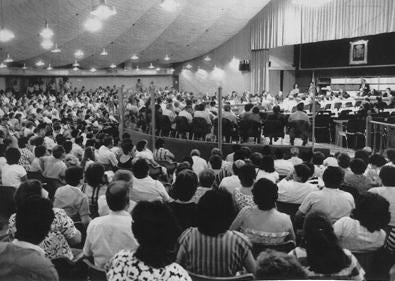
[131,176,170,202]
[8,208,79,260]
[299,188,355,223]
[369,186,395,226]
[1,164,26,187]
[53,185,90,220]
[42,156,67,180]
[277,179,318,204]
[177,227,252,277]
[106,251,191,281]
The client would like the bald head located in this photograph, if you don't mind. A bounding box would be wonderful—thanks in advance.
[106,181,130,212]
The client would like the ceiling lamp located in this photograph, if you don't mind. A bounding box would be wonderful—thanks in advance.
[35,60,45,67]
[41,39,54,50]
[156,67,160,71]
[46,64,53,70]
[123,66,128,72]
[40,22,54,39]
[160,0,179,12]
[22,64,27,70]
[164,54,170,61]
[148,63,154,69]
[135,65,140,71]
[204,55,211,62]
[84,17,103,33]
[0,62,6,68]
[74,49,84,58]
[131,54,139,60]
[185,63,192,69]
[3,53,13,63]
[72,66,79,71]
[51,43,61,53]
[0,28,15,42]
[292,0,332,7]
[100,48,108,56]
[89,67,97,72]
[91,0,117,20]
[72,60,80,67]
[109,63,116,68]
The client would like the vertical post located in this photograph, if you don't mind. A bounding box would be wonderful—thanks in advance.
[366,114,372,148]
[218,87,223,151]
[150,87,156,151]
[311,72,316,148]
[118,85,124,140]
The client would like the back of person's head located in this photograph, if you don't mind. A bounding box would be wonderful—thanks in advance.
[290,147,299,157]
[172,169,198,202]
[274,149,284,160]
[294,164,311,183]
[261,145,272,157]
[231,159,245,176]
[237,164,256,187]
[133,158,149,179]
[272,105,281,114]
[121,139,133,155]
[256,249,307,280]
[350,158,367,175]
[199,169,215,188]
[296,102,304,111]
[260,156,275,173]
[103,136,114,147]
[322,166,344,188]
[232,144,241,153]
[210,148,223,158]
[300,150,313,163]
[369,154,387,167]
[52,145,65,159]
[155,138,165,149]
[354,150,369,164]
[240,146,252,159]
[244,103,254,112]
[337,153,351,169]
[18,137,28,149]
[303,211,350,274]
[34,145,47,158]
[190,149,201,157]
[250,152,263,168]
[132,201,180,267]
[386,149,395,164]
[63,140,73,154]
[197,189,235,236]
[352,192,390,233]
[85,163,105,187]
[209,154,222,170]
[113,169,133,186]
[65,166,83,186]
[5,147,21,164]
[312,152,325,165]
[252,178,278,210]
[15,180,43,207]
[15,196,54,245]
[379,166,395,186]
[106,181,130,212]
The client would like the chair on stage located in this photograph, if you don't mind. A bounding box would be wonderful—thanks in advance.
[158,115,173,137]
[345,118,366,149]
[191,117,211,141]
[314,114,332,143]
[263,119,285,145]
[175,116,190,139]
[213,118,238,143]
[288,120,310,146]
[239,119,261,143]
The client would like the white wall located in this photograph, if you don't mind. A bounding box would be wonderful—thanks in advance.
[177,24,251,97]
[0,77,5,90]
[268,45,296,95]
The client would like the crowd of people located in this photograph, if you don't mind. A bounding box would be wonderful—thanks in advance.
[1,79,395,281]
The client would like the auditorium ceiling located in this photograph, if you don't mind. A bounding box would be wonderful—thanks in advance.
[3,0,270,69]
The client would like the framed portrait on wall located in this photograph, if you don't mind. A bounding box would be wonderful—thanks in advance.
[349,40,368,65]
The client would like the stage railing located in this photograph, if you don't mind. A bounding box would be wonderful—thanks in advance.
[366,118,395,152]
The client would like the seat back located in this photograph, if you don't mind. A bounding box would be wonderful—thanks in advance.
[338,110,351,120]
[263,119,285,138]
[344,101,353,108]
[213,118,236,138]
[334,102,343,110]
[188,272,254,281]
[347,119,365,133]
[288,120,310,136]
[315,114,331,127]
[192,117,210,138]
[175,116,190,134]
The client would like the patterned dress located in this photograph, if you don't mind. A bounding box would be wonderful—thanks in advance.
[106,250,191,281]
[8,208,79,260]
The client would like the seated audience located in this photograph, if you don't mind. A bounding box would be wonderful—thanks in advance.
[82,163,107,218]
[274,149,294,177]
[337,152,351,177]
[344,158,371,193]
[191,168,214,203]
[225,144,241,162]
[41,145,67,181]
[230,178,295,248]
[81,146,96,171]
[219,159,245,194]
[234,164,257,211]
[97,136,118,170]
[255,249,307,280]
[191,149,208,176]
[83,181,138,269]
[312,151,325,178]
[296,167,355,224]
[153,138,175,162]
[177,189,255,277]
[168,169,198,231]
[28,145,47,172]
[0,196,58,281]
[256,155,279,183]
[131,159,170,202]
[277,164,318,204]
[289,147,303,165]
[106,201,190,281]
[1,147,27,187]
[118,139,134,169]
[365,154,387,187]
[334,192,390,253]
[290,212,365,280]
[53,166,90,225]
[8,180,81,260]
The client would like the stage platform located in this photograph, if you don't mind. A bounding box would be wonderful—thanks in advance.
[126,129,354,162]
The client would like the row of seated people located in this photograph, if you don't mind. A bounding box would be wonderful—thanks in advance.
[1,133,395,280]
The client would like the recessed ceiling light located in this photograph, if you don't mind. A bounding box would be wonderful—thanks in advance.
[110,63,116,68]
[72,60,80,67]
[74,49,84,58]
[41,39,54,50]
[89,67,97,72]
[0,28,15,42]
[100,48,108,56]
[164,54,170,61]
[84,17,103,33]
[131,54,139,60]
[148,63,154,69]
[91,1,117,20]
[3,53,13,63]
[35,60,45,67]
[46,64,53,70]
[51,43,62,53]
[40,22,54,39]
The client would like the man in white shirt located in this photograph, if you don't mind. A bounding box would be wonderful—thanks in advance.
[274,149,294,177]
[83,181,138,269]
[296,167,355,225]
[1,147,27,187]
[191,149,208,176]
[178,108,193,124]
[219,160,245,194]
[97,136,118,168]
[131,159,170,202]
[277,164,318,204]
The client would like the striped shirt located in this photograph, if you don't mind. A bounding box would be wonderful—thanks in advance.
[177,227,252,277]
[153,148,174,162]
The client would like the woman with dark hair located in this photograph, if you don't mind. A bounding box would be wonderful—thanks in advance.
[177,189,255,277]
[191,168,215,203]
[231,178,295,248]
[344,158,371,193]
[8,180,81,260]
[82,163,107,218]
[289,212,365,280]
[334,193,390,253]
[233,164,257,211]
[256,156,279,183]
[118,139,134,169]
[168,169,198,231]
[365,154,387,186]
[81,146,96,171]
[106,201,191,281]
